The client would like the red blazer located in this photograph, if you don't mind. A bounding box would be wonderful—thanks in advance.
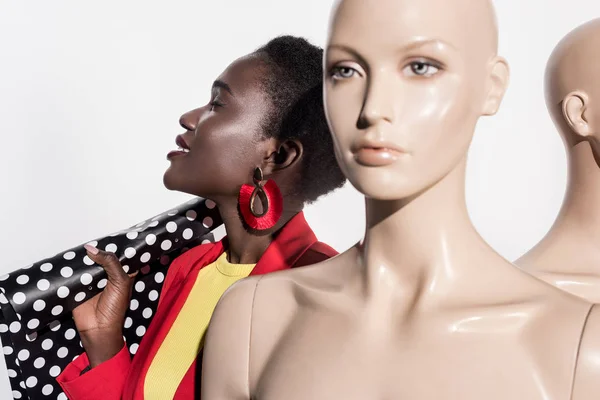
[56,212,336,400]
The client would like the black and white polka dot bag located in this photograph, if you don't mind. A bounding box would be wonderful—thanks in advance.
[0,197,222,400]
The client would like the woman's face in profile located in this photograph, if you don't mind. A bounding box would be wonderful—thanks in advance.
[163,54,272,200]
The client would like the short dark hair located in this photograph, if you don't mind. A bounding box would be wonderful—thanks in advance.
[254,36,346,204]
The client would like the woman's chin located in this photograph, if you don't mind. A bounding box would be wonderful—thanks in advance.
[163,172,206,198]
[162,169,179,191]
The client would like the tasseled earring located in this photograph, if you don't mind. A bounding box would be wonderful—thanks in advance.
[238,167,283,231]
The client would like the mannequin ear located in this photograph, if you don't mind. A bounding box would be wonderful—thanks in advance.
[562,91,593,138]
[482,56,510,116]
[262,138,303,175]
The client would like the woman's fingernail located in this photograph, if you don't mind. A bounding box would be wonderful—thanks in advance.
[84,244,99,255]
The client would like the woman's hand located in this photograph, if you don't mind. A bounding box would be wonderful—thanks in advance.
[72,245,137,368]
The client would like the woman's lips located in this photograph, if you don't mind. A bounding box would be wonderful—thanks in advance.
[167,134,191,160]
[353,147,403,167]
[166,150,189,160]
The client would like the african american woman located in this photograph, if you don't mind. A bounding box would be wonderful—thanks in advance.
[55,36,346,400]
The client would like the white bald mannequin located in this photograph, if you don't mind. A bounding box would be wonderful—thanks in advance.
[517,18,600,305]
[201,2,600,399]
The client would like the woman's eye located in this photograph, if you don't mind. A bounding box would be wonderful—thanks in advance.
[330,66,358,80]
[404,61,440,77]
[209,100,223,110]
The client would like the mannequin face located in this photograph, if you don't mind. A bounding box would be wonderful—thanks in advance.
[324,0,507,200]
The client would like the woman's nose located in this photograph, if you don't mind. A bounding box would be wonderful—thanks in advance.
[179,107,203,132]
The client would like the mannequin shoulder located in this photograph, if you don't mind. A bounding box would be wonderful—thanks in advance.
[234,249,360,331]
[206,250,356,333]
[571,303,600,400]
[208,250,356,329]
[259,248,359,294]
[205,276,264,346]
[201,277,263,399]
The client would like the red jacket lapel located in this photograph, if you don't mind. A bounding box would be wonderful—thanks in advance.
[130,211,322,400]
[250,211,319,275]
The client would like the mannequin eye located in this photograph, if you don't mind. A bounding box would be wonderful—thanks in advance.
[330,66,360,80]
[403,61,441,78]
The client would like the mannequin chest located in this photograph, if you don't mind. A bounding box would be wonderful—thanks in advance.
[251,305,581,400]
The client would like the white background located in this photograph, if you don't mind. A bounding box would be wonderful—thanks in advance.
[0,0,599,397]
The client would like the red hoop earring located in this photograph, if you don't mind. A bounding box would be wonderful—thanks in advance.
[238,167,283,231]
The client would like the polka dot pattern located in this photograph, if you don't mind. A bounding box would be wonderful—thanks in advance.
[105,243,118,253]
[40,264,53,273]
[83,256,94,266]
[16,276,29,285]
[135,282,145,293]
[59,267,72,279]
[182,228,193,240]
[148,290,159,302]
[0,198,220,399]
[140,252,151,264]
[33,300,45,312]
[80,274,92,286]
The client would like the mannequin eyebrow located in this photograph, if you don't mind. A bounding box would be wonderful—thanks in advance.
[328,38,456,62]
[326,44,368,65]
[212,80,233,95]
[401,38,457,52]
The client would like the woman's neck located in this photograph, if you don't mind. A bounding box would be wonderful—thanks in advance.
[360,157,494,307]
[214,197,302,265]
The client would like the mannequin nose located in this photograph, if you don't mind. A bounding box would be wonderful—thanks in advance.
[179,108,202,132]
[358,76,394,129]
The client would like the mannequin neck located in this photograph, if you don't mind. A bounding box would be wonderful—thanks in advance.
[360,157,493,307]
[554,140,600,238]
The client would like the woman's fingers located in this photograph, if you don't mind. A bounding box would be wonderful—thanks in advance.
[83,244,130,286]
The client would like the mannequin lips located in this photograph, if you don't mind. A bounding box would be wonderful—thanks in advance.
[351,140,405,167]
[167,134,191,160]
[353,148,401,166]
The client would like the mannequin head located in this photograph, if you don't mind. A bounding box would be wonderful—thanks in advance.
[545,18,600,158]
[164,36,346,206]
[324,0,509,200]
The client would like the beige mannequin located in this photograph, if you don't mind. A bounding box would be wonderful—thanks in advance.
[201,1,600,399]
[516,19,600,304]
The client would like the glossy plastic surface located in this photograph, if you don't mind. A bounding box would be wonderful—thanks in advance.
[518,18,600,304]
[201,2,600,399]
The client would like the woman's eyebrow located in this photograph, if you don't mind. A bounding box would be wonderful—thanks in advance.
[212,80,234,96]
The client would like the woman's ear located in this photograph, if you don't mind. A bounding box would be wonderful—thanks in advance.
[263,139,303,175]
